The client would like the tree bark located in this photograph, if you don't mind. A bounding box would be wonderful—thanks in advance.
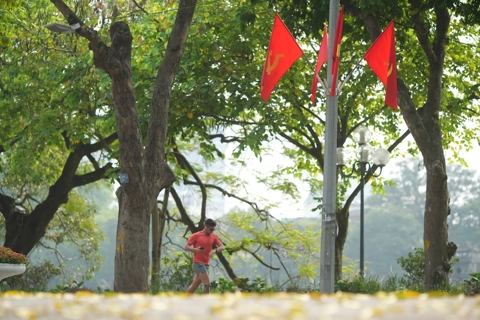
[151,190,169,293]
[398,4,454,289]
[49,0,195,292]
[335,207,349,280]
[349,1,455,289]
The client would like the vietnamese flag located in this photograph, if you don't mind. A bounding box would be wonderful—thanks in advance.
[364,20,397,110]
[311,25,328,103]
[260,14,304,102]
[329,5,344,96]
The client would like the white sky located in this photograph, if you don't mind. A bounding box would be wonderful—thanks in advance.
[222,135,480,220]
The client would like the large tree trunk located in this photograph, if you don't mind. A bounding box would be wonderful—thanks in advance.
[355,4,454,290]
[402,6,454,289]
[151,190,169,293]
[49,0,195,292]
[87,20,152,292]
[335,207,349,280]
[424,157,450,286]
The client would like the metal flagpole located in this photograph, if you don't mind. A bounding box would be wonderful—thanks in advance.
[337,57,363,95]
[304,56,328,91]
[319,0,339,293]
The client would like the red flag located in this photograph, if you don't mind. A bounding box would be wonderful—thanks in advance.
[330,5,344,96]
[364,20,397,110]
[260,14,304,102]
[311,25,328,103]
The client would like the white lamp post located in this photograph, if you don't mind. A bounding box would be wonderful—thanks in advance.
[337,126,390,279]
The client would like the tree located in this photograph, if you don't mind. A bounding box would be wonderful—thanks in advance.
[266,0,480,289]
[4,0,479,292]
[143,0,480,290]
[46,0,203,292]
[0,0,118,254]
[2,0,315,292]
[144,1,322,290]
[346,158,480,279]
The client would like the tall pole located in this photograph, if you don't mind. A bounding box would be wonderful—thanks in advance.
[319,0,339,293]
[359,161,366,279]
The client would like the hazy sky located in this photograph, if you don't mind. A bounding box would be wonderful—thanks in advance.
[223,134,480,220]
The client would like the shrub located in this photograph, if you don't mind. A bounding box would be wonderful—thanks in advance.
[4,261,61,292]
[211,277,275,293]
[211,278,238,293]
[50,280,85,293]
[396,247,459,292]
[156,253,194,293]
[335,276,382,294]
[463,273,480,295]
[396,247,424,287]
[0,246,29,265]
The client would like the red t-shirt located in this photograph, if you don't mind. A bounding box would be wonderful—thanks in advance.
[187,231,222,265]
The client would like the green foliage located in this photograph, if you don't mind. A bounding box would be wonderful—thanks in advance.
[396,247,459,291]
[337,244,471,294]
[462,273,480,295]
[50,280,85,293]
[3,261,61,292]
[334,276,382,294]
[24,191,105,283]
[224,212,321,287]
[3,0,480,296]
[344,159,479,280]
[396,247,426,286]
[0,0,114,188]
[238,277,275,293]
[381,275,404,292]
[156,253,194,293]
[211,277,275,293]
[211,278,238,293]
[0,1,109,282]
[333,273,480,295]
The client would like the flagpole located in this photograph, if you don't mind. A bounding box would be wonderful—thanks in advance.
[304,57,328,91]
[320,0,339,294]
[337,57,363,94]
[317,74,327,91]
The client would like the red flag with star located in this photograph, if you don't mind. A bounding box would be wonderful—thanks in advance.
[260,13,304,102]
[364,20,397,110]
[311,24,328,103]
[329,5,344,96]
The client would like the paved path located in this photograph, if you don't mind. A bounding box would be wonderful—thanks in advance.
[0,291,479,319]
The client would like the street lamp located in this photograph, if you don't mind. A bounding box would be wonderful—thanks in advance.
[45,23,81,34]
[337,126,390,279]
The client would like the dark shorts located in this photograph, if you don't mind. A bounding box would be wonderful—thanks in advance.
[193,262,209,275]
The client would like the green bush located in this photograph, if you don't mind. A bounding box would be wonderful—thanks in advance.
[334,276,382,294]
[50,280,85,293]
[2,261,61,292]
[396,247,460,292]
[238,277,275,293]
[211,277,275,293]
[462,273,480,295]
[396,247,425,287]
[211,278,238,293]
[155,253,194,293]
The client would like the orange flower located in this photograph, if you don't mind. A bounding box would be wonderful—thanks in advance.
[0,246,29,265]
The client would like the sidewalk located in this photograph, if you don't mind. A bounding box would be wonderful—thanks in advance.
[0,291,479,319]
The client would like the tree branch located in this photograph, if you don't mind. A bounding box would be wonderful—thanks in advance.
[172,146,207,219]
